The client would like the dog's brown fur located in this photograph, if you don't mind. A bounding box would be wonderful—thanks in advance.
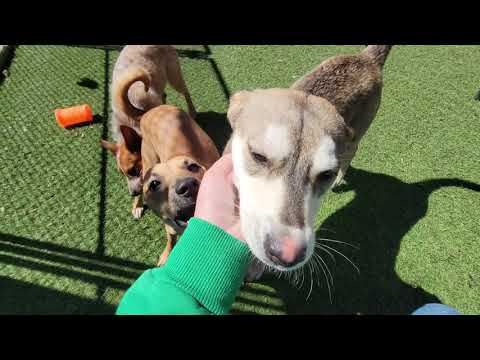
[291,45,392,184]
[100,45,196,219]
[140,105,220,266]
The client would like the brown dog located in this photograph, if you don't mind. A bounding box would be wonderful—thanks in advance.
[141,105,220,266]
[101,45,196,219]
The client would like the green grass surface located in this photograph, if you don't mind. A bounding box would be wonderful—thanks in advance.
[1,45,479,315]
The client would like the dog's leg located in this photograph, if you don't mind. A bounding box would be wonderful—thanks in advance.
[333,163,350,188]
[166,54,197,119]
[131,194,144,219]
[333,143,358,188]
[157,224,178,266]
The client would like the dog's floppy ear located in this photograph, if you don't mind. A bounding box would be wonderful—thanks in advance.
[100,140,118,155]
[227,91,250,129]
[120,126,142,153]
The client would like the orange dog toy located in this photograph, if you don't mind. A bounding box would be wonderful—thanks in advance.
[55,104,93,128]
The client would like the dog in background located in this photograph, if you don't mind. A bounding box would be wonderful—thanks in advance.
[101,45,196,219]
[141,105,220,266]
[223,45,392,279]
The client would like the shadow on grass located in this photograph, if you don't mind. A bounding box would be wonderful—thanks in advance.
[0,45,16,86]
[253,167,480,314]
[0,276,116,315]
[0,233,150,314]
[196,111,232,153]
[77,77,99,89]
[94,48,111,301]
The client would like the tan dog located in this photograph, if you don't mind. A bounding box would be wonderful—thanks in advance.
[223,45,392,278]
[141,105,220,266]
[101,45,196,219]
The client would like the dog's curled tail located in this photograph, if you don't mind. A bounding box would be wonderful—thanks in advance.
[363,45,393,67]
[113,67,151,119]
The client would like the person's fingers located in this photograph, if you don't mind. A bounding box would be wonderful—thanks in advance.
[204,154,233,180]
[213,153,233,175]
[225,169,234,186]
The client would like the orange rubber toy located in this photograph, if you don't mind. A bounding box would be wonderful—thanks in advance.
[55,104,93,128]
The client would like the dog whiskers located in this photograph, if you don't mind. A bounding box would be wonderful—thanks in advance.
[292,270,299,288]
[316,245,336,264]
[312,253,333,304]
[313,252,332,286]
[300,266,306,288]
[316,227,337,234]
[307,261,314,300]
[315,253,335,302]
[319,243,360,274]
[309,254,332,303]
[316,237,359,250]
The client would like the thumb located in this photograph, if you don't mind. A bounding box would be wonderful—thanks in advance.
[205,154,234,181]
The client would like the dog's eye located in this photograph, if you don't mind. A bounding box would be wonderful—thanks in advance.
[316,170,337,183]
[187,163,201,173]
[251,151,268,164]
[127,167,140,177]
[149,180,161,192]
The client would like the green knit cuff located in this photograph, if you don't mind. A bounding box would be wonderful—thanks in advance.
[163,218,251,315]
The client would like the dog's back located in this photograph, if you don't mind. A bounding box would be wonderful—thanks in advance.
[292,45,392,140]
[111,45,175,141]
[141,105,220,170]
[112,45,173,87]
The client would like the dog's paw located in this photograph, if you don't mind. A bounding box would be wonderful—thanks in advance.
[333,176,347,187]
[131,206,144,219]
[332,177,348,192]
[244,260,265,282]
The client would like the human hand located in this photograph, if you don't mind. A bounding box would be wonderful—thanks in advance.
[193,154,244,242]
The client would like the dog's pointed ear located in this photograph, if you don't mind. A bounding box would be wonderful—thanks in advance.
[100,140,118,155]
[120,126,142,153]
[227,91,250,129]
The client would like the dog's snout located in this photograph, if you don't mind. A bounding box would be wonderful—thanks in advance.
[128,177,143,197]
[264,234,306,268]
[175,177,199,198]
[130,190,141,197]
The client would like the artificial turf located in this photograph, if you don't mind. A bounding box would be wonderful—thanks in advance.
[0,45,479,314]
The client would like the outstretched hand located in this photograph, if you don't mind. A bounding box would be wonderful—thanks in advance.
[193,154,244,242]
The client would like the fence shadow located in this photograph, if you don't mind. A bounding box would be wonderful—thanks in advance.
[0,233,149,314]
[0,276,116,315]
[0,45,16,86]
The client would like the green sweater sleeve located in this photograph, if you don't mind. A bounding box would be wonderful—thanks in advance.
[116,218,251,315]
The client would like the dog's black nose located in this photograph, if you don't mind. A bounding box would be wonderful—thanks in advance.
[175,177,199,198]
[130,190,141,197]
[264,234,307,268]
